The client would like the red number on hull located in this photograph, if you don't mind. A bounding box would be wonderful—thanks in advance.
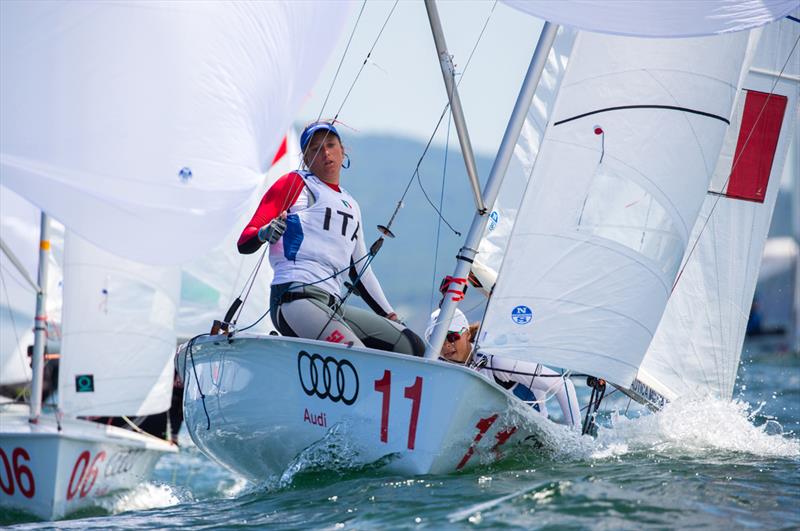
[80,451,106,498]
[0,448,13,495]
[0,447,36,498]
[67,451,90,501]
[403,377,423,450]
[67,450,107,500]
[12,448,35,498]
[374,370,391,443]
[374,371,424,450]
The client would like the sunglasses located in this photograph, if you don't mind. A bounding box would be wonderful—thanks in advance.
[445,328,468,343]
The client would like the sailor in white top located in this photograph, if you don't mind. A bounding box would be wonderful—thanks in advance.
[426,308,581,428]
[239,121,424,356]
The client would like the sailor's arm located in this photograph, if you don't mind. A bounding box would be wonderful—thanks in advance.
[237,172,305,254]
[349,225,395,318]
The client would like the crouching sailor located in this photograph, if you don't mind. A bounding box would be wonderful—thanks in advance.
[426,308,581,428]
[238,120,425,356]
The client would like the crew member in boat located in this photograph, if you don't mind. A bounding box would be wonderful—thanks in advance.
[426,308,581,428]
[238,121,425,356]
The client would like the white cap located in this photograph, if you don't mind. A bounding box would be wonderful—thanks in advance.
[425,308,469,341]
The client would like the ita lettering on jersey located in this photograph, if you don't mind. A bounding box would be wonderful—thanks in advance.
[270,172,362,296]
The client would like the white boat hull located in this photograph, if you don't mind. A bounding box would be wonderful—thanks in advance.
[0,404,176,520]
[180,335,552,481]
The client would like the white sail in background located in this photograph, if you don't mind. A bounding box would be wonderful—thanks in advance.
[472,27,577,291]
[479,29,760,386]
[178,130,301,338]
[58,232,180,416]
[0,1,351,265]
[0,186,63,386]
[638,15,800,401]
[501,0,797,38]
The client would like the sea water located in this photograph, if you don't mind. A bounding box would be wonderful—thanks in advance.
[4,346,798,530]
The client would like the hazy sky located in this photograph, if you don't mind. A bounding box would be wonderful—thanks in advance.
[297,1,544,157]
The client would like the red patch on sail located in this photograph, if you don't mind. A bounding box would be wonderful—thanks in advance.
[271,136,288,166]
[725,91,787,203]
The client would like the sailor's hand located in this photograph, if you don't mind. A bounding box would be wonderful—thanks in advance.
[387,312,399,322]
[258,214,287,244]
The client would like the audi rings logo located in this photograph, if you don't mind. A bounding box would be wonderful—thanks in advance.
[297,350,359,405]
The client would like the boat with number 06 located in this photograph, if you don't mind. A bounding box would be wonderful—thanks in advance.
[178,335,548,479]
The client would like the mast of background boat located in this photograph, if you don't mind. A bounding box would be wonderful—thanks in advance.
[423,8,559,359]
[29,212,52,423]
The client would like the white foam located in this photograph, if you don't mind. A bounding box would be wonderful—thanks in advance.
[100,482,182,514]
[587,397,800,459]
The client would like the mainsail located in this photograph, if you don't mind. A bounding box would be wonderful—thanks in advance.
[637,14,800,401]
[478,29,761,386]
[58,232,180,416]
[0,1,350,265]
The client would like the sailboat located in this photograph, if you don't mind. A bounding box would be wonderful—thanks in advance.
[0,1,349,520]
[177,0,798,482]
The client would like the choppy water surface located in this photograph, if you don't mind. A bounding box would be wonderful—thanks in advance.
[6,346,799,530]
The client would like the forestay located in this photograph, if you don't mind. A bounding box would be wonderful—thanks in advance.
[501,0,797,38]
[638,14,800,401]
[0,1,350,265]
[58,232,180,416]
[479,29,760,386]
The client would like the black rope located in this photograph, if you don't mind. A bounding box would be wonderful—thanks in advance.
[314,242,381,341]
[235,251,373,335]
[581,376,607,435]
[385,1,498,239]
[183,333,212,431]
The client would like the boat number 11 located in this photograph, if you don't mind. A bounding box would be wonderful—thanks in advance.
[373,370,423,450]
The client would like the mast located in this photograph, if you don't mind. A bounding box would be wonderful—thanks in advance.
[29,212,52,422]
[424,0,485,214]
[424,18,559,359]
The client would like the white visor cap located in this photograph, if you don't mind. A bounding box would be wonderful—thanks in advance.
[425,308,469,341]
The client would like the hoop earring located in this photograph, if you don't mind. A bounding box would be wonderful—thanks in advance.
[341,154,351,169]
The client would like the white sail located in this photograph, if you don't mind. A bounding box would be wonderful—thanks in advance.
[178,130,301,338]
[0,186,63,386]
[479,29,760,386]
[0,1,351,265]
[472,27,577,291]
[501,0,797,38]
[638,15,800,401]
[58,232,180,416]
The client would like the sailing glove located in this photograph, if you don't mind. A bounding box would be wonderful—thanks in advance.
[258,217,287,244]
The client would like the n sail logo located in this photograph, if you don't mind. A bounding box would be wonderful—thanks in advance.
[511,306,533,325]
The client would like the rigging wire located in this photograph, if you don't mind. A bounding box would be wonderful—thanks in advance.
[390,0,498,236]
[671,33,800,293]
[316,0,368,122]
[430,111,454,308]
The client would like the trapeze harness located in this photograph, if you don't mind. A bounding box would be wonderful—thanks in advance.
[473,353,581,429]
[238,171,424,356]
